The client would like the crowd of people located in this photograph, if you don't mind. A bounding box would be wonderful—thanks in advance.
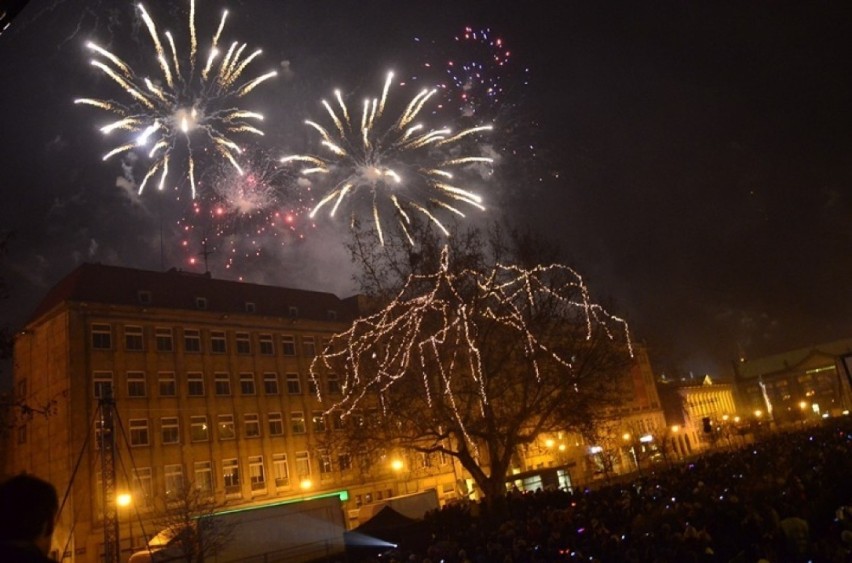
[371,420,852,562]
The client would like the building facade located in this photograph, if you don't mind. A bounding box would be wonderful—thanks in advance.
[733,339,852,427]
[6,264,459,562]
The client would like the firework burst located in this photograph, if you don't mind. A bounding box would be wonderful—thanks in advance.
[75,0,277,198]
[179,149,316,272]
[280,71,494,246]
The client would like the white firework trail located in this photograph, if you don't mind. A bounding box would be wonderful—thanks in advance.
[280,71,494,245]
[75,0,277,198]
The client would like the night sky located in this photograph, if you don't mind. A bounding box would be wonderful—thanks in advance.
[1,0,851,382]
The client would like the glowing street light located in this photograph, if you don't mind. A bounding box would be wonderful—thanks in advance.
[116,492,132,507]
[390,458,404,472]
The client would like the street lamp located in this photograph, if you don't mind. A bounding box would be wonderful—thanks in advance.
[116,492,133,554]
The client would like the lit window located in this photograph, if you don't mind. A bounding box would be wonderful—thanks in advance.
[319,451,333,475]
[161,417,179,444]
[91,323,112,350]
[164,464,184,498]
[223,458,240,494]
[272,454,289,488]
[244,413,260,438]
[190,416,208,442]
[155,327,173,352]
[194,461,213,495]
[338,453,352,472]
[129,419,149,447]
[290,411,306,434]
[331,411,345,431]
[126,372,146,398]
[249,455,266,492]
[295,451,311,477]
[312,411,326,433]
[218,414,235,440]
[124,326,144,351]
[263,373,279,395]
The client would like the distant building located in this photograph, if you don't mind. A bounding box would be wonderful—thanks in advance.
[5,263,460,562]
[733,338,852,426]
[657,374,738,456]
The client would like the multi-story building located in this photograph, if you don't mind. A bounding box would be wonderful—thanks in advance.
[733,338,852,427]
[657,374,738,455]
[6,263,460,562]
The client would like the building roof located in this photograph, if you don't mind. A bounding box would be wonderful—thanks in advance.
[734,337,852,380]
[28,263,361,324]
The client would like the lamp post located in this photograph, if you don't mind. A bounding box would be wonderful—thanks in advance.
[116,492,133,557]
[390,458,406,495]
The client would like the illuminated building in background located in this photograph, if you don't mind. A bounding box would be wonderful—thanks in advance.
[734,339,852,426]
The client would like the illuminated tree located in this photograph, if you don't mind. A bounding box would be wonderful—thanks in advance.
[312,225,634,498]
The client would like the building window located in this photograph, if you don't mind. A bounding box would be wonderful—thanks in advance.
[338,453,352,472]
[295,451,311,478]
[126,372,146,398]
[249,455,266,492]
[124,325,144,351]
[190,416,209,442]
[302,336,316,357]
[268,412,284,436]
[272,454,289,488]
[187,373,205,397]
[235,332,251,354]
[214,373,231,396]
[263,373,279,395]
[327,310,337,321]
[245,301,256,313]
[91,323,112,350]
[290,411,306,434]
[183,329,201,353]
[218,415,235,440]
[155,328,173,352]
[133,467,153,509]
[158,372,176,397]
[210,331,227,354]
[286,373,301,395]
[138,290,152,305]
[223,459,240,494]
[308,377,318,395]
[194,461,213,495]
[259,334,274,355]
[327,373,341,395]
[312,411,326,433]
[93,371,113,399]
[195,297,207,310]
[129,419,149,447]
[288,306,299,318]
[321,338,332,354]
[239,373,256,396]
[281,335,296,356]
[331,411,345,431]
[244,413,260,438]
[319,452,333,475]
[164,464,184,498]
[161,417,179,445]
